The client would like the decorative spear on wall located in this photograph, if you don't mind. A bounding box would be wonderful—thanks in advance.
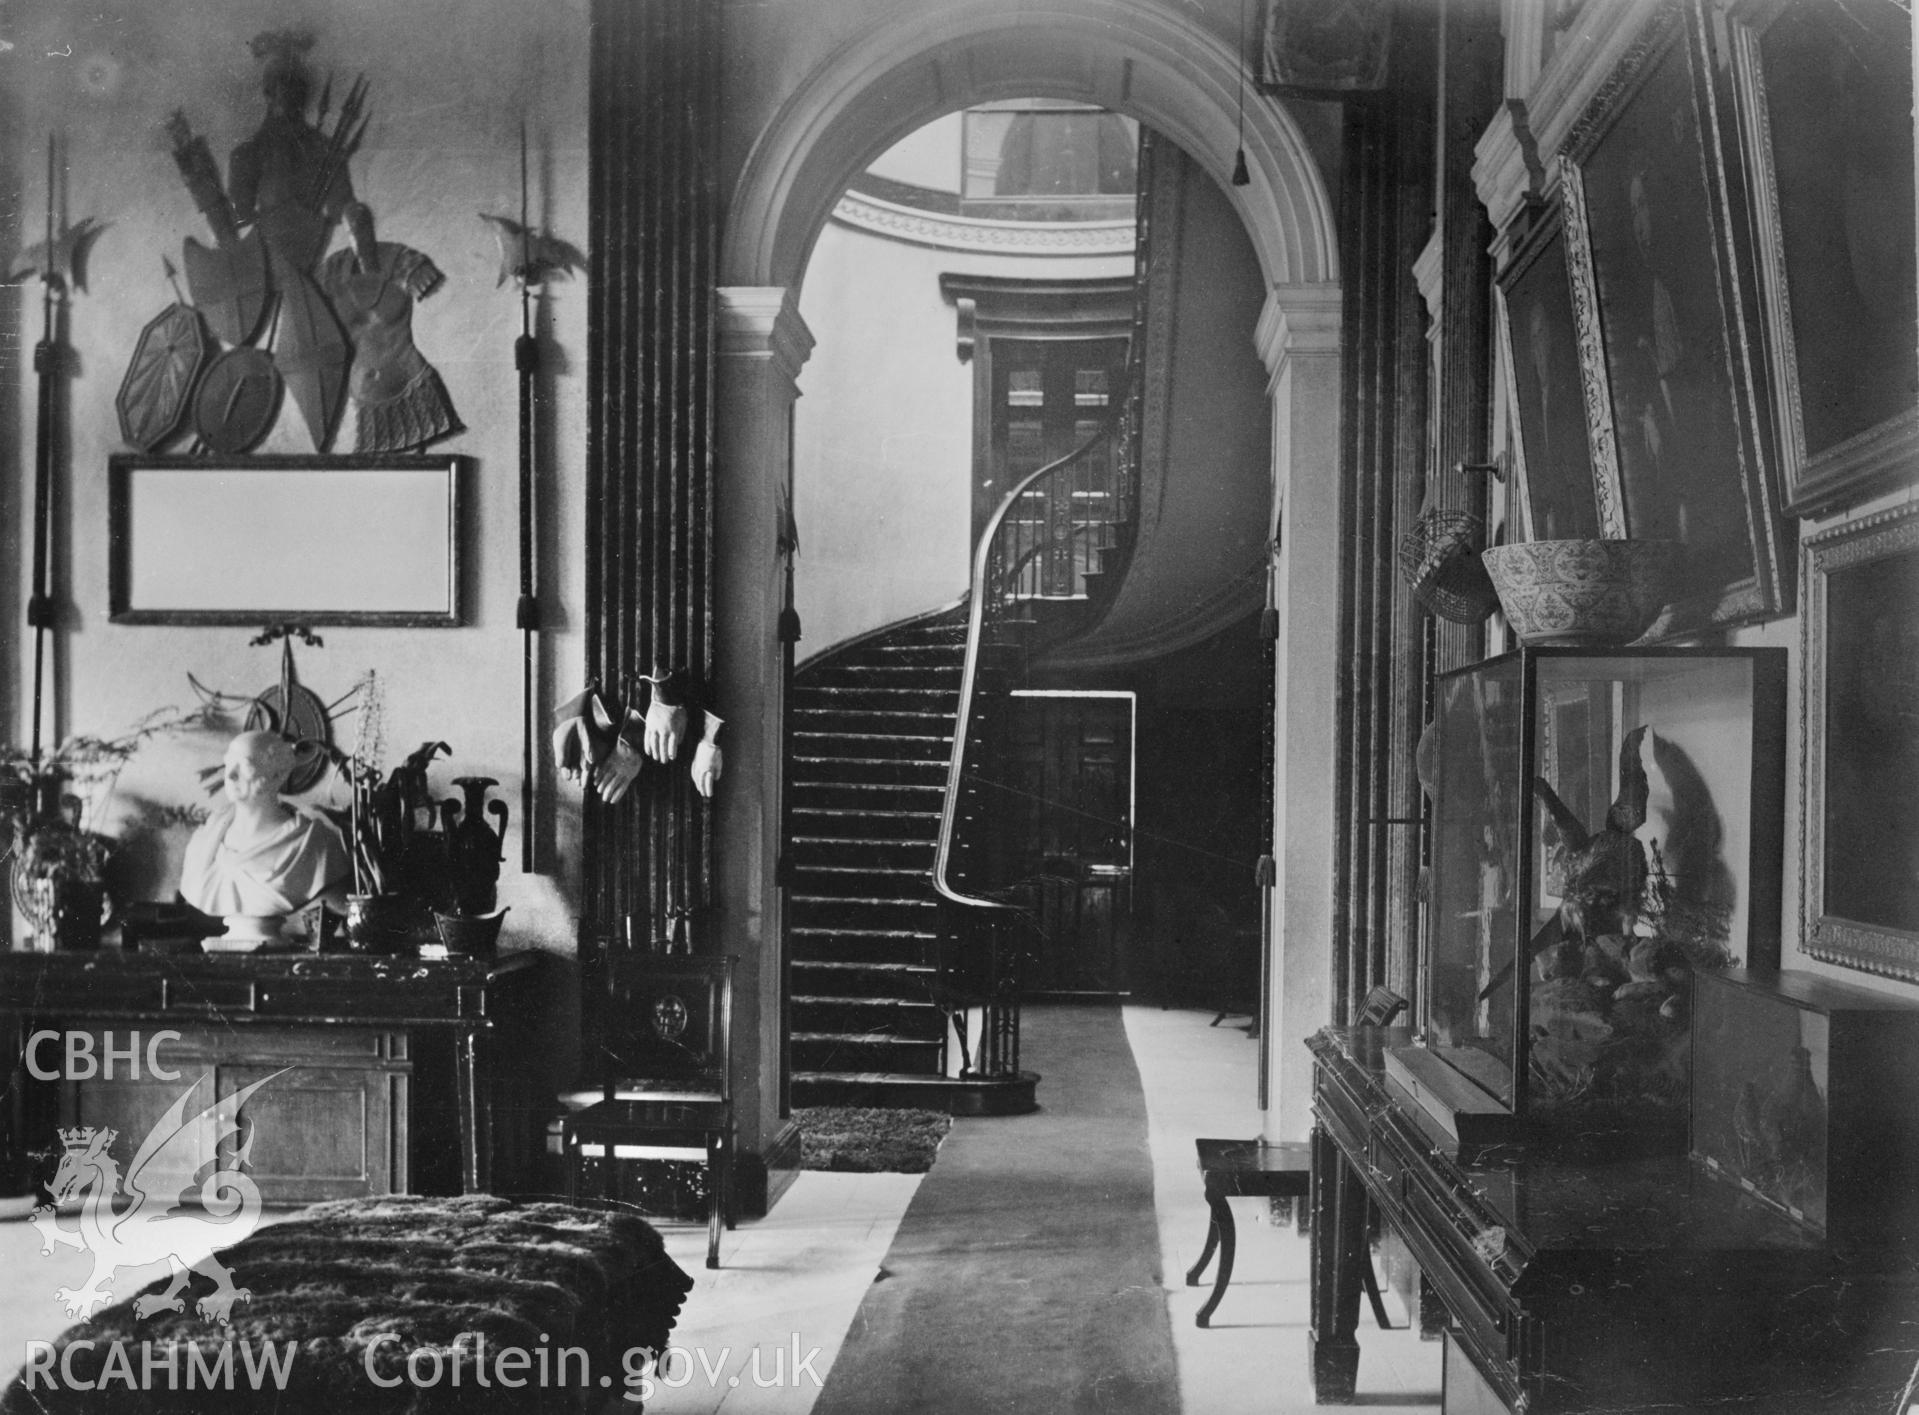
[7,137,101,764]
[481,126,586,872]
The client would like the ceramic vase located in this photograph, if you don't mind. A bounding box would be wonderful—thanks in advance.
[445,777,508,917]
[29,877,106,952]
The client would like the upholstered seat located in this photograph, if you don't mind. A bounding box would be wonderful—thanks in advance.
[0,1193,693,1414]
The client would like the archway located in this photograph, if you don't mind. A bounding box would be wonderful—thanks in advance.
[723,0,1336,291]
[713,0,1345,1147]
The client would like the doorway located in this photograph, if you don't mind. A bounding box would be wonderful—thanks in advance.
[1006,689,1136,996]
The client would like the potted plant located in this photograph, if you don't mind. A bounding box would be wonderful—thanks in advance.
[324,672,405,953]
[335,755,417,954]
[0,710,203,951]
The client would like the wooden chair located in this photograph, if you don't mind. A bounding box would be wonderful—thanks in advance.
[563,954,736,1268]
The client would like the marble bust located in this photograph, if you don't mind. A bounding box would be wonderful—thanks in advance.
[179,730,350,943]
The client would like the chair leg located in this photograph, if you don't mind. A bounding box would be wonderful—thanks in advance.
[706,1136,724,1269]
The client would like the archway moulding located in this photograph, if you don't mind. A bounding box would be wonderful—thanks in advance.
[722,0,1340,296]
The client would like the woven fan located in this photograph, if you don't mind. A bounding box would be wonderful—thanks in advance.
[1396,507,1499,624]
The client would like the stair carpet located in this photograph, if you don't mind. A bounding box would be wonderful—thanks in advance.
[787,613,967,1103]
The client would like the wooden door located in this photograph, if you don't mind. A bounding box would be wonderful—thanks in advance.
[1008,692,1134,994]
[979,337,1129,596]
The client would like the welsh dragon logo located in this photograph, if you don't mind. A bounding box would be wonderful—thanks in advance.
[31,1070,283,1323]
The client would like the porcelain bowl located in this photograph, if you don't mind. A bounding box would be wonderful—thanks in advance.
[1481,539,1683,647]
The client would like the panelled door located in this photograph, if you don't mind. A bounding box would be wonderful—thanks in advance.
[979,336,1129,596]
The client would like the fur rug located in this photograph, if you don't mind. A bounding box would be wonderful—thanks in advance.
[797,1106,951,1173]
[1,1194,692,1413]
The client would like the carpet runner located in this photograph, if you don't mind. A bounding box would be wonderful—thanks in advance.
[811,1005,1180,1414]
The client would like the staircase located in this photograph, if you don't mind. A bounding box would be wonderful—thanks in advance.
[787,608,988,1109]
[788,133,1168,1115]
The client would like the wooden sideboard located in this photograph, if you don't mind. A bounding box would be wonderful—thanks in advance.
[0,948,542,1204]
[1309,1026,1919,1413]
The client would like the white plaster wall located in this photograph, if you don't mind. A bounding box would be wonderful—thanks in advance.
[866,113,964,194]
[1632,657,1762,967]
[4,0,590,960]
[792,207,1132,657]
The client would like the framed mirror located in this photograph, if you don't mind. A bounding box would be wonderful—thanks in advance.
[109,454,464,627]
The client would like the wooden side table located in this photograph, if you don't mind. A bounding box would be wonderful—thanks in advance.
[1186,1137,1312,1327]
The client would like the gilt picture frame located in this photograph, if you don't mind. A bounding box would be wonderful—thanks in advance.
[1801,503,1919,981]
[1722,0,1919,516]
[1558,1,1791,636]
[1497,211,1602,542]
[108,454,465,627]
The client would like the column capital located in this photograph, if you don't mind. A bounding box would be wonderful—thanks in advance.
[1256,282,1342,378]
[718,286,816,385]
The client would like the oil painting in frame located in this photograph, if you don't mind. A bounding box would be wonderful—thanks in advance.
[1558,0,1791,635]
[1722,0,1919,516]
[1497,211,1602,542]
[1801,502,1919,980]
[109,454,464,627]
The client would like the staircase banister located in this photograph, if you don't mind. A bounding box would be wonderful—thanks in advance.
[932,405,1127,911]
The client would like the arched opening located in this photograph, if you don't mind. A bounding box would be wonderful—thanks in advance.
[714,0,1345,1141]
[722,0,1336,291]
[782,101,1280,1102]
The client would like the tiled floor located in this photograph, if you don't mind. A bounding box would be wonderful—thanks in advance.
[0,1006,1442,1413]
[1126,1005,1442,1415]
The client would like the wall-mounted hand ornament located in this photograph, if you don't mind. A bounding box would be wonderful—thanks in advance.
[691,713,723,799]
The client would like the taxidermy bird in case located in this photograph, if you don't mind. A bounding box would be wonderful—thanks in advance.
[1480,725,1652,1002]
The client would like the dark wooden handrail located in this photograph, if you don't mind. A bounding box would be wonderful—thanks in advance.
[931,413,1127,910]
[927,128,1159,1082]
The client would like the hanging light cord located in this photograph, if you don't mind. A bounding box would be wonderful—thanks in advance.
[1232,0,1251,185]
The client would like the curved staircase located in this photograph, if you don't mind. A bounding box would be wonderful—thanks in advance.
[788,608,1037,1112]
[786,131,1172,1115]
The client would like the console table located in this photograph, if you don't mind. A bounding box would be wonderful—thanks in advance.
[1309,1025,1919,1413]
[0,948,541,1204]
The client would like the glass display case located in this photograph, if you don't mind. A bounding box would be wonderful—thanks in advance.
[1693,967,1919,1240]
[1394,647,1786,1154]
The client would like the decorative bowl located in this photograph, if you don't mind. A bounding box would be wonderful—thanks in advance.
[1481,539,1683,647]
[433,906,509,956]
